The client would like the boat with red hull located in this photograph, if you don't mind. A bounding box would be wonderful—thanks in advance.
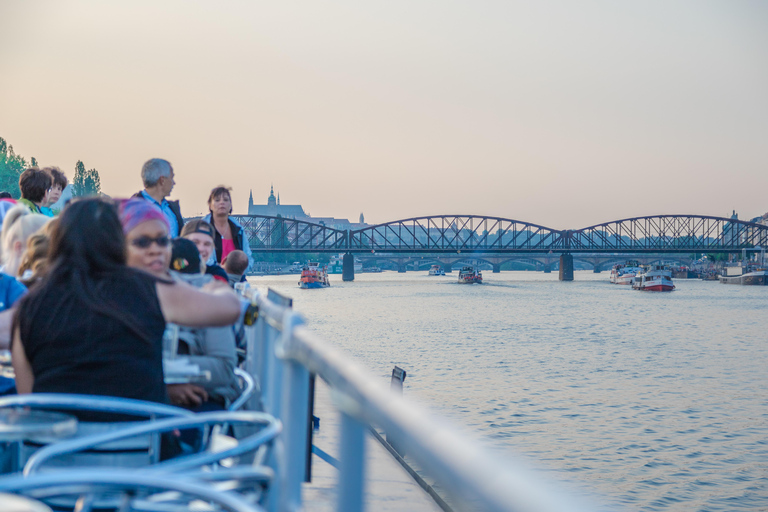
[298,262,330,289]
[632,265,675,292]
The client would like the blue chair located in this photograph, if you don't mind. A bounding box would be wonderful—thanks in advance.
[24,411,281,476]
[0,469,265,512]
[0,394,193,473]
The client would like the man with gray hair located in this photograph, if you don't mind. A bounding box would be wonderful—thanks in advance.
[132,158,184,237]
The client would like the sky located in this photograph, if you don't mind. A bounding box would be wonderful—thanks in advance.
[1,1,766,228]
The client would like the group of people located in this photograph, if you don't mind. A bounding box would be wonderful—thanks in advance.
[0,158,255,413]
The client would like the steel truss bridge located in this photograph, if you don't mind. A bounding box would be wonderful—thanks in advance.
[232,214,768,254]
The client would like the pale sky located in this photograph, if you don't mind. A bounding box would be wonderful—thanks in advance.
[1,1,766,228]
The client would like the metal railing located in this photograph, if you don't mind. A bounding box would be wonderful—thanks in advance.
[243,290,597,512]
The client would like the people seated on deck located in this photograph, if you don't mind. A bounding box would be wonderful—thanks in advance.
[202,186,253,272]
[0,205,50,277]
[223,250,249,288]
[166,238,240,410]
[180,219,229,283]
[11,198,241,409]
[17,168,54,217]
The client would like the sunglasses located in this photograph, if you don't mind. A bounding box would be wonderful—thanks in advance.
[130,235,171,249]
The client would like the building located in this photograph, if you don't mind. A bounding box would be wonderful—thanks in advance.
[247,187,367,230]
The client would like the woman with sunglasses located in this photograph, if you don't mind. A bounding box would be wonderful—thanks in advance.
[11,198,240,407]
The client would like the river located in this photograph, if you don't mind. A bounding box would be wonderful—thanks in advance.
[251,270,767,511]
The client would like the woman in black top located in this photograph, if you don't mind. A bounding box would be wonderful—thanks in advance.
[11,198,241,402]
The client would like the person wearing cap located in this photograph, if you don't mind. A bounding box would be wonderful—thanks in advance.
[180,219,228,283]
[202,186,253,272]
[132,158,184,237]
[166,238,240,410]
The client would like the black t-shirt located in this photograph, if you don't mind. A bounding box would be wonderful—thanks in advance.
[18,268,168,407]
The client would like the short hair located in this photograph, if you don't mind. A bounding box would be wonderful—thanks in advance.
[19,168,53,203]
[208,186,232,209]
[141,159,173,188]
[0,192,12,199]
[42,166,68,189]
[223,250,248,275]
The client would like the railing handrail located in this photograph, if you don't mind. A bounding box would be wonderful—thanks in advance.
[253,292,596,512]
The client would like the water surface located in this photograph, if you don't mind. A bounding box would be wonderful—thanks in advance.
[253,270,768,511]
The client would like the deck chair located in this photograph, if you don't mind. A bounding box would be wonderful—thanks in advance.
[0,468,265,512]
[0,394,193,474]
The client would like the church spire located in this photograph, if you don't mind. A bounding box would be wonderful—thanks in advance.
[248,189,254,212]
[278,192,280,206]
[268,185,277,207]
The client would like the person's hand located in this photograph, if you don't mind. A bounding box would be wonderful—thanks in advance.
[167,383,208,407]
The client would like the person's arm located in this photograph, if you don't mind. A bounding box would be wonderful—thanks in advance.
[11,326,33,394]
[184,326,238,392]
[156,279,240,327]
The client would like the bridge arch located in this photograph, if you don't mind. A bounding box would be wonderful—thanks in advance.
[231,215,347,252]
[568,215,768,253]
[349,215,564,253]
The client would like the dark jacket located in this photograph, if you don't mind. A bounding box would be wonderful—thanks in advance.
[202,214,253,271]
[132,191,185,235]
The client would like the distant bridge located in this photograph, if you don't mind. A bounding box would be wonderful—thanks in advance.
[232,214,768,254]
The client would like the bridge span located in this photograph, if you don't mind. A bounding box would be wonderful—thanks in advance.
[231,213,768,280]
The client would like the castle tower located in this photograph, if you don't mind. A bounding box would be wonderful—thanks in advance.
[248,189,254,212]
[359,212,364,224]
[268,185,276,207]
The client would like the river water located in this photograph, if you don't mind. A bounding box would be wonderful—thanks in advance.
[251,270,767,511]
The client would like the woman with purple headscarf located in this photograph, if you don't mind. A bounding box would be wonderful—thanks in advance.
[118,198,174,278]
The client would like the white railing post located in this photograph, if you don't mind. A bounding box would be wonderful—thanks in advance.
[278,311,309,512]
[338,410,366,512]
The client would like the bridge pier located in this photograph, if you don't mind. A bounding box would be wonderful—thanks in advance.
[559,254,574,281]
[543,263,551,273]
[397,264,407,273]
[492,264,501,273]
[342,253,355,281]
[444,263,452,273]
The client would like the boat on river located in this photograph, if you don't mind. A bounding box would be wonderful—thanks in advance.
[428,265,445,276]
[610,261,643,285]
[458,266,482,284]
[632,265,675,291]
[298,262,330,288]
[719,267,768,285]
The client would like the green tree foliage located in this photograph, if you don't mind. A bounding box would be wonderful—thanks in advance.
[0,137,28,198]
[72,160,102,197]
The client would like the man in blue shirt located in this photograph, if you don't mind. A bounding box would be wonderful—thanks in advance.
[132,158,184,237]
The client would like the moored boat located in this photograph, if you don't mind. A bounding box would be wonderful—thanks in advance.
[632,265,675,291]
[428,265,445,276]
[610,261,643,285]
[298,262,330,288]
[719,267,768,285]
[458,266,482,284]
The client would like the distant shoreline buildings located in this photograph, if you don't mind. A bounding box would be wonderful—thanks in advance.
[247,186,367,230]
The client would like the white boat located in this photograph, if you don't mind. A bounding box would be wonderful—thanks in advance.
[428,265,445,276]
[632,265,675,291]
[610,261,643,285]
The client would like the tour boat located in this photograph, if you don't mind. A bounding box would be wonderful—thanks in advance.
[610,261,643,285]
[632,265,675,291]
[428,265,445,276]
[298,262,330,289]
[458,266,482,284]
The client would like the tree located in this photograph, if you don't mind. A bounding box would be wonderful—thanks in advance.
[0,137,28,198]
[72,160,102,197]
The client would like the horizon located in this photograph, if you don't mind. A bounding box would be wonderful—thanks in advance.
[1,1,766,229]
